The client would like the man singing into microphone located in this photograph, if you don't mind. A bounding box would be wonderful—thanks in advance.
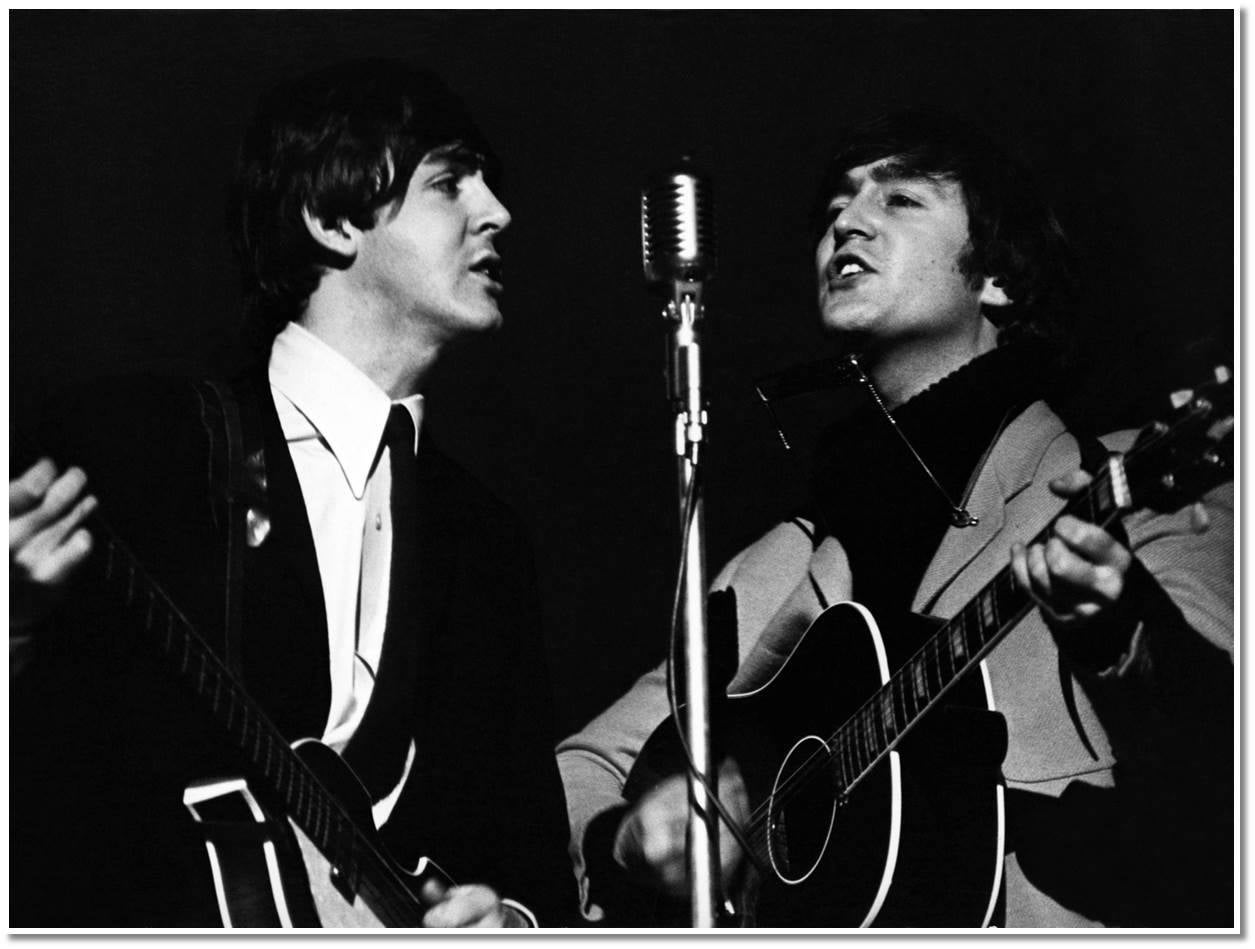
[556,109,1233,927]
[10,59,577,927]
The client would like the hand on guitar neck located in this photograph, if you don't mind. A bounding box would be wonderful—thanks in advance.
[11,455,536,930]
[1010,467,1194,671]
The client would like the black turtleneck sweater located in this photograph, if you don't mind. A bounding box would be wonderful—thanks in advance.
[807,343,1049,620]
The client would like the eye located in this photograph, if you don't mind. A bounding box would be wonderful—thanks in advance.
[886,192,923,209]
[430,175,462,197]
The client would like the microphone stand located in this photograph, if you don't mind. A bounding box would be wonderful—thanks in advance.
[664,281,721,929]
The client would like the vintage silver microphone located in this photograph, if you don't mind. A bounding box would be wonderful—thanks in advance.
[642,158,717,462]
[641,158,721,928]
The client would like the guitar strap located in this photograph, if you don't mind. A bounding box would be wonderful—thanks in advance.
[193,378,269,678]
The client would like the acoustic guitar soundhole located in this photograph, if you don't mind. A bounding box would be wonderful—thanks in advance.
[767,735,838,885]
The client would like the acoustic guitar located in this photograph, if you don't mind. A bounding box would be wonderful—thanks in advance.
[625,371,1233,927]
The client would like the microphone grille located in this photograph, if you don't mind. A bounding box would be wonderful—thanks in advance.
[641,159,716,286]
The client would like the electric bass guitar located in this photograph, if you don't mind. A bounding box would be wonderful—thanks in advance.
[625,370,1234,927]
[66,499,454,927]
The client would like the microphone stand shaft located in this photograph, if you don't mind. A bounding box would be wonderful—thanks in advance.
[668,292,720,928]
[678,474,719,927]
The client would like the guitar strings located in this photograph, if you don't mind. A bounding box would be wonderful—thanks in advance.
[746,465,1121,834]
[736,397,1208,852]
[95,527,433,925]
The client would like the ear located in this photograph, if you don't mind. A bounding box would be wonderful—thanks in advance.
[301,206,361,257]
[978,275,1012,308]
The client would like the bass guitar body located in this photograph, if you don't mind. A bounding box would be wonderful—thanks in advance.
[183,739,451,928]
[626,601,1007,928]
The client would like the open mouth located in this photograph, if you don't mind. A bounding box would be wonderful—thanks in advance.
[470,256,503,286]
[827,252,874,284]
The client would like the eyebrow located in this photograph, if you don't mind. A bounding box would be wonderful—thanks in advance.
[868,160,952,192]
[829,160,952,201]
[422,142,485,171]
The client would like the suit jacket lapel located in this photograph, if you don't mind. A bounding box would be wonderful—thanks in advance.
[912,401,1065,614]
[238,366,332,739]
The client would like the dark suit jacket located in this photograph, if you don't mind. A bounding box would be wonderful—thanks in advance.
[11,370,578,927]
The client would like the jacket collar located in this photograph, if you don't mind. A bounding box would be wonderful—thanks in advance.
[912,400,1069,613]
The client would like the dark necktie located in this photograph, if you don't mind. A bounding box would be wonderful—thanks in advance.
[343,405,420,802]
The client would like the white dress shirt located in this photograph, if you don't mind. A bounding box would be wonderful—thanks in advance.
[268,321,421,823]
[266,322,537,925]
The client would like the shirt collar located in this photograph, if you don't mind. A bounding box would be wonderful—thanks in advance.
[269,321,424,498]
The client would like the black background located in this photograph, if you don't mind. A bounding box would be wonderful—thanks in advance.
[10,11,1234,737]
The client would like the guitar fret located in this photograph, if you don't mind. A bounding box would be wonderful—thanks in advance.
[896,669,913,720]
[273,753,287,801]
[936,632,954,685]
[879,689,897,743]
[296,773,310,831]
[918,647,933,699]
[863,708,880,759]
[288,770,303,823]
[307,793,321,845]
[948,622,966,665]
[964,602,983,651]
[979,588,996,633]
[924,641,942,696]
[952,610,966,662]
[330,808,346,860]
[912,658,927,703]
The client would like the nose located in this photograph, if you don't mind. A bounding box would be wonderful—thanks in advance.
[830,193,876,243]
[472,174,511,234]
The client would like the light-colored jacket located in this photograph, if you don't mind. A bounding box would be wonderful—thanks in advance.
[557,401,1233,926]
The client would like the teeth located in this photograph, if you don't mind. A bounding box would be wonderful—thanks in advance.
[839,261,866,278]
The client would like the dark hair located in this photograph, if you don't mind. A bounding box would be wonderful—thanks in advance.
[231,58,498,344]
[811,108,1077,343]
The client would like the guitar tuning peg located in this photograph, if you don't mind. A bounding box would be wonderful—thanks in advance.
[1170,388,1194,409]
[1214,365,1232,384]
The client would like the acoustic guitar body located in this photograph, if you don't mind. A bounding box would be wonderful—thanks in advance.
[626,601,1007,928]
